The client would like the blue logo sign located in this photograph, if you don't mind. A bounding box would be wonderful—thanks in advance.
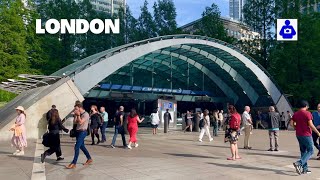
[277,19,298,41]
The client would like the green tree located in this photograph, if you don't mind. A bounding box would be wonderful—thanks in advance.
[194,3,234,43]
[243,0,276,68]
[138,0,157,39]
[269,2,320,107]
[153,0,178,36]
[0,0,31,82]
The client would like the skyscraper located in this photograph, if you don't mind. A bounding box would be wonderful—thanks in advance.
[229,0,246,21]
[89,0,126,15]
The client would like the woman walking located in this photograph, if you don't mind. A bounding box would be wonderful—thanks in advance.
[183,110,193,133]
[41,109,69,163]
[150,109,160,135]
[199,109,213,142]
[225,105,241,161]
[10,106,27,156]
[90,105,102,145]
[127,108,144,149]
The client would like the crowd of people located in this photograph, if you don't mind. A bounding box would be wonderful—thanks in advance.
[8,99,320,175]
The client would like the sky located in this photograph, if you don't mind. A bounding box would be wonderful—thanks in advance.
[126,0,229,26]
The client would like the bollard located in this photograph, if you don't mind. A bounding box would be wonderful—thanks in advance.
[194,118,200,132]
[164,119,168,133]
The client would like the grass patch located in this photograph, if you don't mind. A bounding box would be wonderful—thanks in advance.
[0,102,7,109]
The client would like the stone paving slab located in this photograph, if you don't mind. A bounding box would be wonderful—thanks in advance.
[41,128,320,180]
[0,139,36,180]
[2,128,320,180]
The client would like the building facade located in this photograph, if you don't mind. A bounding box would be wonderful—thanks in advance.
[229,0,246,21]
[89,0,126,15]
[180,17,260,41]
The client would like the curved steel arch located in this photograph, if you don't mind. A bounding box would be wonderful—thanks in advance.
[54,35,292,113]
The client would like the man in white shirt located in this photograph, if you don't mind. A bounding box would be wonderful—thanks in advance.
[242,106,253,149]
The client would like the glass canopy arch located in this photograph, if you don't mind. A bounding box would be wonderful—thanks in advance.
[52,35,292,113]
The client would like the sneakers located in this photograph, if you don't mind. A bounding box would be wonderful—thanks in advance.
[135,143,139,148]
[267,148,273,151]
[16,151,24,156]
[127,145,132,149]
[293,162,302,175]
[198,139,203,142]
[13,150,20,155]
[209,138,213,142]
[110,144,115,148]
[274,148,279,152]
[302,170,311,174]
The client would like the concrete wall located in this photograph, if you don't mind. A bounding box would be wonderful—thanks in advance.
[0,79,84,141]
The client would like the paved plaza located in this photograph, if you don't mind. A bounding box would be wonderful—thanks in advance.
[2,128,320,180]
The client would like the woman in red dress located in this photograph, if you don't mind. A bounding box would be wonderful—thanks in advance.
[127,108,144,149]
[226,104,242,160]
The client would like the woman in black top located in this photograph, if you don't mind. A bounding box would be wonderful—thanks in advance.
[41,109,69,163]
[90,105,102,145]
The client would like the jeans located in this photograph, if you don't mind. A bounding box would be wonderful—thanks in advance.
[296,136,314,171]
[312,130,320,152]
[269,130,279,149]
[72,131,91,164]
[213,121,218,136]
[111,125,126,146]
[199,126,212,140]
[100,122,108,142]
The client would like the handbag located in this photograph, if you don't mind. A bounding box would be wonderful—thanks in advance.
[199,119,205,128]
[70,129,77,138]
[42,132,50,147]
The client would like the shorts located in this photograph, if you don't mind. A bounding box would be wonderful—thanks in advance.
[151,124,158,128]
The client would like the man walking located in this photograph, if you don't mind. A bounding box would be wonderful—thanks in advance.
[286,110,293,130]
[291,100,320,175]
[312,104,320,159]
[100,106,108,143]
[66,104,92,169]
[256,111,265,129]
[111,106,127,148]
[218,110,224,130]
[242,106,253,149]
[266,106,281,151]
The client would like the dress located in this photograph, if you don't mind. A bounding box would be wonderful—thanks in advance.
[90,113,101,129]
[127,115,139,143]
[186,114,192,126]
[11,114,27,148]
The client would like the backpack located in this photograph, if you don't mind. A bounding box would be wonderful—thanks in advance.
[199,119,205,128]
[230,114,240,130]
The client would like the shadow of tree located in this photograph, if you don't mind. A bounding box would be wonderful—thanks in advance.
[207,162,297,176]
[164,153,219,159]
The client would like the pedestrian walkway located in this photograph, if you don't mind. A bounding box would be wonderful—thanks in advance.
[0,139,36,180]
[2,129,320,180]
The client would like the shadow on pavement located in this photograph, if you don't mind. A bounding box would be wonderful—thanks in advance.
[164,153,219,159]
[246,152,297,159]
[0,151,14,155]
[207,162,297,176]
[8,155,34,162]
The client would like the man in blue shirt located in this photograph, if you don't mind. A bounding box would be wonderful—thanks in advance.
[100,106,109,143]
[312,104,320,159]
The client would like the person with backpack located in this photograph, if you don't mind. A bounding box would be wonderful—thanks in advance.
[89,105,102,145]
[199,109,213,142]
[225,104,241,161]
